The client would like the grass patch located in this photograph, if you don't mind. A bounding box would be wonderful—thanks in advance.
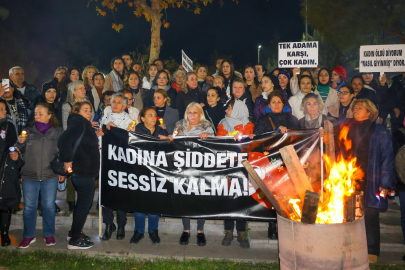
[0,249,404,269]
[0,249,279,270]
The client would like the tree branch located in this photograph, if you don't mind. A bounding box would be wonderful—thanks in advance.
[377,26,405,42]
[135,0,152,14]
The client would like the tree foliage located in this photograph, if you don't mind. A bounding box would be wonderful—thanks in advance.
[303,0,405,50]
[90,0,238,32]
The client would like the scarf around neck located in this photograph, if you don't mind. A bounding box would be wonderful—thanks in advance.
[304,113,322,129]
[35,121,52,136]
[109,70,123,91]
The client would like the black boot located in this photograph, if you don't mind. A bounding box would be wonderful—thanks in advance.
[1,211,11,247]
[101,223,116,241]
[68,201,75,212]
[268,221,278,240]
[116,226,125,240]
[55,203,61,213]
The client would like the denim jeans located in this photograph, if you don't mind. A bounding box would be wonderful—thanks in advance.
[134,213,159,234]
[69,175,95,242]
[22,178,58,238]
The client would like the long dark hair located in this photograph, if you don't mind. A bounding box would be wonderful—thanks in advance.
[110,57,126,76]
[218,59,236,84]
[124,70,143,89]
[152,70,169,86]
[60,68,81,92]
[243,64,259,88]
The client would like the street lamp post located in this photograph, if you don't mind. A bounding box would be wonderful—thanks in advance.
[258,45,261,63]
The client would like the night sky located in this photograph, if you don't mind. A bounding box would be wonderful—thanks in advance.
[0,0,304,85]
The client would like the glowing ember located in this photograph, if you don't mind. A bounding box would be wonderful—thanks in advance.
[288,125,364,224]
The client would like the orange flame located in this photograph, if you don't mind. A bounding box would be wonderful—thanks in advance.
[289,125,364,224]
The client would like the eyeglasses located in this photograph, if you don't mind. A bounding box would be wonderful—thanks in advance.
[104,98,111,102]
[353,106,365,110]
[338,91,350,95]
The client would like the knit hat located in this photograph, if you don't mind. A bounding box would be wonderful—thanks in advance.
[42,81,57,94]
[277,70,291,80]
[331,66,347,81]
[263,74,279,89]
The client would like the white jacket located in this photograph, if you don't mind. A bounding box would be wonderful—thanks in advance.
[142,77,153,90]
[102,106,139,123]
[101,111,133,130]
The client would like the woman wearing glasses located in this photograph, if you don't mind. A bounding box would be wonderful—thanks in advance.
[328,85,355,125]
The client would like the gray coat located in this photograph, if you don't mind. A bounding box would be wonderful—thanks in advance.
[16,124,63,181]
[154,106,179,135]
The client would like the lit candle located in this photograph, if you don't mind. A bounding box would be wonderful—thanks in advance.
[21,130,27,137]
[68,167,73,173]
[159,118,163,124]
[131,120,136,129]
[9,147,15,152]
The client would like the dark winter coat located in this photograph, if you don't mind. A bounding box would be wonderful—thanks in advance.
[17,124,63,181]
[0,121,23,210]
[204,103,226,134]
[254,112,299,135]
[58,113,100,178]
[136,122,169,138]
[176,88,207,119]
[18,82,40,103]
[359,123,394,210]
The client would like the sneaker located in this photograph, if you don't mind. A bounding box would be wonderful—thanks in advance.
[197,233,206,246]
[237,231,250,249]
[222,230,233,246]
[19,237,36,249]
[44,235,56,246]
[67,238,94,250]
[67,232,91,241]
[130,231,144,245]
[179,232,190,245]
[149,230,160,245]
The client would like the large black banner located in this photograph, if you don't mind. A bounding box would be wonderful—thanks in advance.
[101,128,321,221]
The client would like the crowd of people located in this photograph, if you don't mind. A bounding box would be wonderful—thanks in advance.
[0,54,404,263]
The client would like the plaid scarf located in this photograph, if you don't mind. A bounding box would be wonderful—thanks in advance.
[6,97,28,135]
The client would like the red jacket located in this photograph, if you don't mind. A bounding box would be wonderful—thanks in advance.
[216,122,255,137]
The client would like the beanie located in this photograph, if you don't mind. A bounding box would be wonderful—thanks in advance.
[42,81,57,94]
[331,66,347,81]
[277,70,291,80]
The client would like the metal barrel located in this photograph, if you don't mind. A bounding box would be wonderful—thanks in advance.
[277,214,370,270]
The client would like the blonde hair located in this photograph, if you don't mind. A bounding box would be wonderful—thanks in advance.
[184,102,209,127]
[181,72,198,94]
[352,99,378,122]
[82,66,98,85]
[154,89,171,106]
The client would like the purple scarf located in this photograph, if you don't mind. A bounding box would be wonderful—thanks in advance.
[35,121,52,136]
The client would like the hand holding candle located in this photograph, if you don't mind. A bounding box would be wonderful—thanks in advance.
[9,147,18,161]
[22,130,27,137]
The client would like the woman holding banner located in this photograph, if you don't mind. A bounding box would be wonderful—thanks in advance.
[253,91,299,136]
[170,102,214,246]
[216,100,254,138]
[328,85,355,125]
[97,92,136,241]
[130,107,169,246]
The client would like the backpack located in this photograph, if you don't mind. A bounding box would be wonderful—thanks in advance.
[395,128,405,184]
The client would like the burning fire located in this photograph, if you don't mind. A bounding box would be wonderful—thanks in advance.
[288,126,364,224]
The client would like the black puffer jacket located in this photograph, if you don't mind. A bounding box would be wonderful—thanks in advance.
[17,123,63,181]
[254,112,299,135]
[58,113,100,178]
[0,121,22,210]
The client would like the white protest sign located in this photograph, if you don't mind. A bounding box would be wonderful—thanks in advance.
[278,41,318,68]
[182,50,193,72]
[359,44,405,73]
